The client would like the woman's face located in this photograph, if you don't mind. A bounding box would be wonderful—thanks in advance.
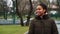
[35,5,46,16]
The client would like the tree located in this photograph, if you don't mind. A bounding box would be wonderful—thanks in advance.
[0,0,3,12]
[16,0,24,26]
[26,0,33,26]
[0,0,11,19]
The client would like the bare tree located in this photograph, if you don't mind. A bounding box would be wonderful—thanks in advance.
[26,0,33,26]
[16,0,26,26]
[0,0,3,12]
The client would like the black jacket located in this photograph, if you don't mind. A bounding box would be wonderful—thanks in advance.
[28,14,58,34]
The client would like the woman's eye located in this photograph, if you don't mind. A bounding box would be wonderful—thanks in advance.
[36,9,41,10]
[39,9,41,10]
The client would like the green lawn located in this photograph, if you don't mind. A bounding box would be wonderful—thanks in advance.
[0,25,29,34]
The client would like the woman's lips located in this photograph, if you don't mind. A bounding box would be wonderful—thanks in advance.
[35,11,41,16]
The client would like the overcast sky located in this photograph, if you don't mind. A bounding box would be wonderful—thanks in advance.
[5,0,13,7]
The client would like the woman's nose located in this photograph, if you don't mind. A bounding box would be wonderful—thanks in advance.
[36,10,41,13]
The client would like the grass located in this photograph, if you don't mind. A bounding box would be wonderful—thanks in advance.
[0,25,29,34]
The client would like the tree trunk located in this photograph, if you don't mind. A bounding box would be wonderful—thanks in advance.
[16,0,24,26]
[26,0,33,26]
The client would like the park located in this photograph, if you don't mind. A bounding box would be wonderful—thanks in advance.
[0,0,60,34]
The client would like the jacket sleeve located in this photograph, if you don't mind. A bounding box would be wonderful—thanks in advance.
[28,20,35,34]
[51,20,58,34]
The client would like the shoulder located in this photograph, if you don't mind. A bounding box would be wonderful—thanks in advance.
[46,18,55,23]
[47,18,54,21]
[29,18,37,24]
[47,18,56,24]
[30,18,37,22]
[29,18,36,26]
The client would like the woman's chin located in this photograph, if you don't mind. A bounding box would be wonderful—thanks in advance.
[36,15,41,16]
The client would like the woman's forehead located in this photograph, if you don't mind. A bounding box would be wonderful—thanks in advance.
[36,5,42,9]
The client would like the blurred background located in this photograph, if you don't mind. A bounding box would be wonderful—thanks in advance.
[0,0,60,34]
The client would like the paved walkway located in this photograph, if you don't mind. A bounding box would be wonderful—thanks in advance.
[0,18,34,24]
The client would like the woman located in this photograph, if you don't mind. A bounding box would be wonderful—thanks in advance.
[28,3,58,34]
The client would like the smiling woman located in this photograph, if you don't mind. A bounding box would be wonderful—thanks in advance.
[28,3,58,34]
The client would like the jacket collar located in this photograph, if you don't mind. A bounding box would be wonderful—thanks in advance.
[35,14,49,20]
